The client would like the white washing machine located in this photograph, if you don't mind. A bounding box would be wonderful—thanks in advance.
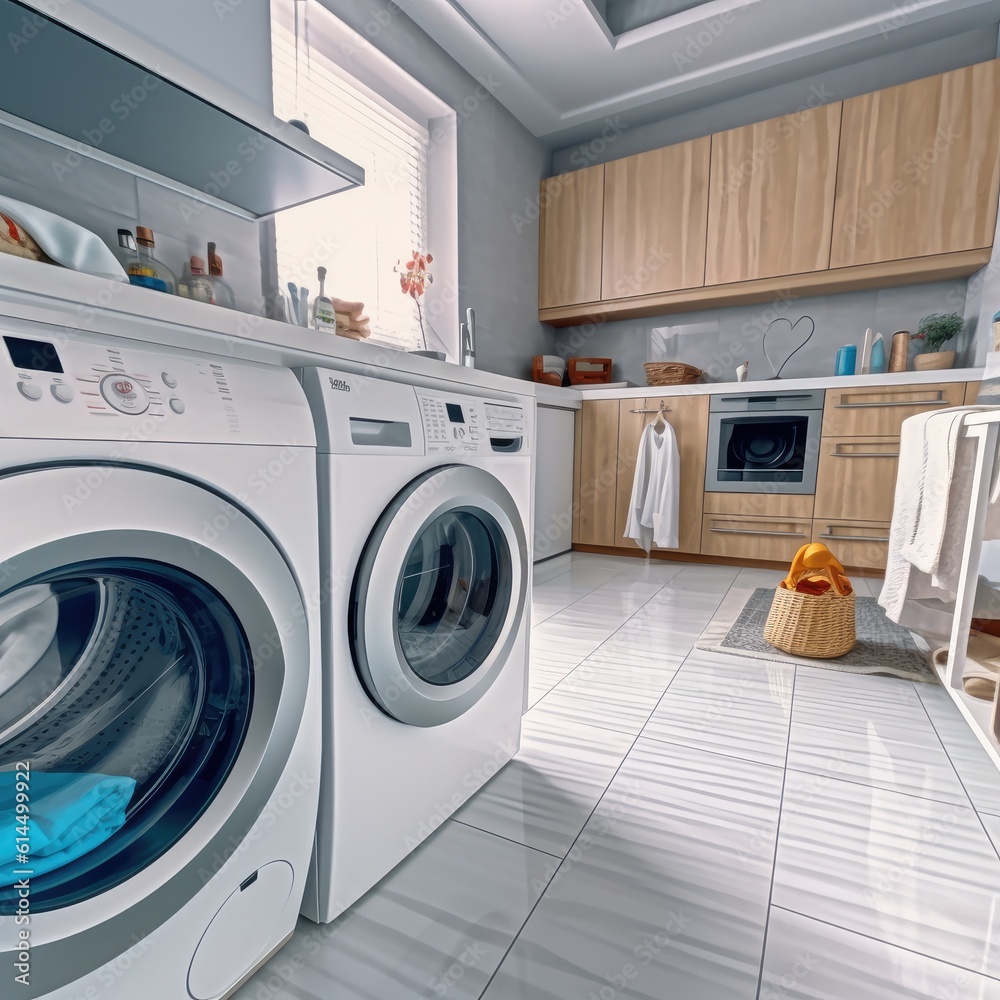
[0,320,321,999]
[298,366,534,923]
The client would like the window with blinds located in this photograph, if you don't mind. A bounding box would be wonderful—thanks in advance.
[271,17,431,350]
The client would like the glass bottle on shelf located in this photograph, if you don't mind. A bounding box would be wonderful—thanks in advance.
[177,256,216,303]
[206,242,236,309]
[115,229,140,273]
[127,227,176,294]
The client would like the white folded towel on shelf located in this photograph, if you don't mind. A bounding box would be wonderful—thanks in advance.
[880,405,1000,636]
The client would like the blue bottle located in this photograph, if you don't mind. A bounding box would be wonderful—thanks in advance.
[869,335,887,375]
[835,345,857,376]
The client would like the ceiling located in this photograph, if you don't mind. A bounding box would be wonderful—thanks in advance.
[397,0,1000,146]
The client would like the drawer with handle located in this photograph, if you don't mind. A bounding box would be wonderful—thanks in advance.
[812,519,891,571]
[821,382,965,436]
[814,436,900,522]
[701,514,812,563]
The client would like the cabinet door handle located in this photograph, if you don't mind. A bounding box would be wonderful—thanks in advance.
[832,450,901,458]
[819,532,891,543]
[835,398,947,409]
[710,527,808,538]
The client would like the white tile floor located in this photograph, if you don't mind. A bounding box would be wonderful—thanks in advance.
[239,553,1000,999]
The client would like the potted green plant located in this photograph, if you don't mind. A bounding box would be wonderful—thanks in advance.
[910,312,964,371]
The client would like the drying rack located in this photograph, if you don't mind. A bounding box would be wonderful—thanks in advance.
[936,408,1000,768]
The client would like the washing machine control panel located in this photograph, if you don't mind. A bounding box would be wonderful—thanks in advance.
[417,391,525,455]
[0,324,314,446]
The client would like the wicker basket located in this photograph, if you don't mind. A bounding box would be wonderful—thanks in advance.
[763,587,856,658]
[644,362,703,386]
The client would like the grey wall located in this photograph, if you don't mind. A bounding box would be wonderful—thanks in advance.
[554,280,972,386]
[317,0,554,380]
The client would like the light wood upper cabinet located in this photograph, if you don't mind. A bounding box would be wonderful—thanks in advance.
[831,60,1000,268]
[576,399,620,547]
[538,164,605,309]
[706,103,842,285]
[602,139,711,299]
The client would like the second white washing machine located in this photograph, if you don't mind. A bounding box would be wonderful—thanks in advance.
[298,365,534,923]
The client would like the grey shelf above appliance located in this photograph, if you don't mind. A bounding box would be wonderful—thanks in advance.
[1,0,364,220]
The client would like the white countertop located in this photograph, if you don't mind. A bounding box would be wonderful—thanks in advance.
[541,366,983,404]
[0,255,537,400]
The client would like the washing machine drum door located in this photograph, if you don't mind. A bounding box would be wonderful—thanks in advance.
[0,465,309,977]
[351,465,528,727]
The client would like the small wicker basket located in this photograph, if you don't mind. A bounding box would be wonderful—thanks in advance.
[763,587,856,659]
[644,362,703,386]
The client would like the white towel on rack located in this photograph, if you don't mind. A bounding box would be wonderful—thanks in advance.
[879,405,1000,634]
[625,421,680,552]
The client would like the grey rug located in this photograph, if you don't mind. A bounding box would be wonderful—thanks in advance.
[697,587,936,682]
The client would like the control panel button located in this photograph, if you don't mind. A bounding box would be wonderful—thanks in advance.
[51,383,75,403]
[161,372,178,388]
[169,398,185,414]
[17,381,42,401]
[99,374,150,415]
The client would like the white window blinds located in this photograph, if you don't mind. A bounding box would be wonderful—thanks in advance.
[271,14,430,350]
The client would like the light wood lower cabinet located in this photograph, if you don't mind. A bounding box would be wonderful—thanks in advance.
[967,381,982,404]
[821,382,966,436]
[704,492,815,519]
[614,396,708,554]
[575,399,620,546]
[812,519,891,571]
[701,514,812,563]
[814,437,901,523]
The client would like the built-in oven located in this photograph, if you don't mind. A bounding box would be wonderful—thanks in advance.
[706,389,825,494]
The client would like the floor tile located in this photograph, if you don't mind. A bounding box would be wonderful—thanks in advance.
[917,683,1000,816]
[481,739,784,1000]
[978,812,1000,862]
[760,905,1000,1000]
[643,649,794,766]
[533,655,674,735]
[454,706,634,857]
[773,770,1000,976]
[788,717,970,806]
[792,666,942,745]
[234,822,553,1000]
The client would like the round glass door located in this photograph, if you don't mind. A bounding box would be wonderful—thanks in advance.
[352,465,528,728]
[398,508,512,686]
[0,560,251,915]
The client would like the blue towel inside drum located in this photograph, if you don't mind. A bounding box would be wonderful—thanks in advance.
[0,771,136,886]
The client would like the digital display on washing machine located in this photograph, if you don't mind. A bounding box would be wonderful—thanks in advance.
[446,403,464,423]
[3,335,64,373]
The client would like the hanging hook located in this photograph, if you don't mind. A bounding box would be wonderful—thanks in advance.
[653,400,669,432]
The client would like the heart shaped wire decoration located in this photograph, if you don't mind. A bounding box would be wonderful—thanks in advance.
[762,315,816,379]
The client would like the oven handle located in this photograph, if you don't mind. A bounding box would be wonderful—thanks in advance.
[709,527,808,538]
